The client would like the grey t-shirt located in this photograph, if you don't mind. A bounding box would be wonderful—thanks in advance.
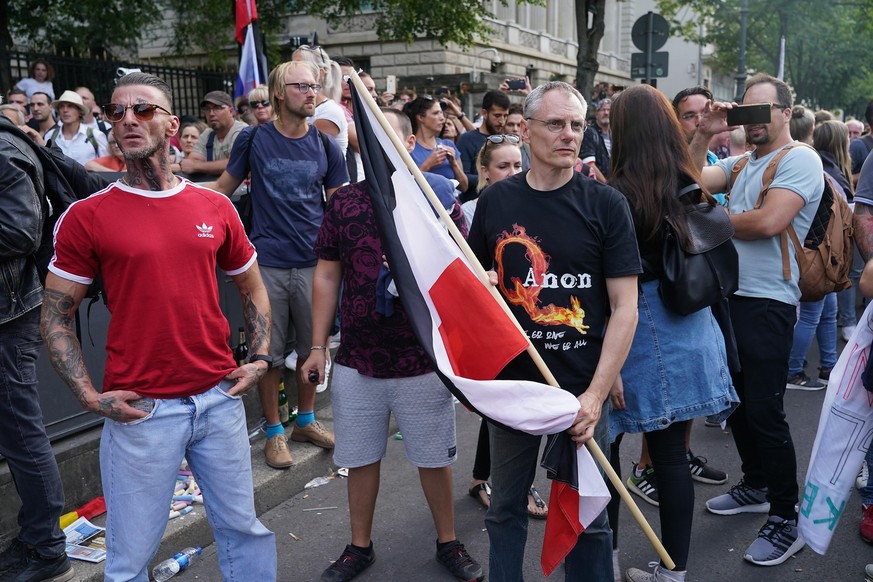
[193,119,249,161]
[717,144,824,305]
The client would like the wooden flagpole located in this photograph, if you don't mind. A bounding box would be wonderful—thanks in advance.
[348,70,674,570]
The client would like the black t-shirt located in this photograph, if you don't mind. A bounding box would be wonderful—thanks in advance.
[468,171,641,395]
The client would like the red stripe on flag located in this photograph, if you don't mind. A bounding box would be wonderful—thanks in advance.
[541,479,583,577]
[429,258,528,380]
[235,0,258,43]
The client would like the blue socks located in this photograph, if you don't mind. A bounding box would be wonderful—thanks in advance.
[296,410,315,428]
[265,422,284,439]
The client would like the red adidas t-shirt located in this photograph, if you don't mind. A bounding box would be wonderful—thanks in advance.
[49,179,256,398]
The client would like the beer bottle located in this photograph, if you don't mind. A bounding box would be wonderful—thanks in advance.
[278,380,290,426]
[233,327,248,366]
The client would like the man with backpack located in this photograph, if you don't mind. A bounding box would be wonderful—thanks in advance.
[213,60,348,470]
[180,90,247,178]
[46,90,107,165]
[691,73,824,567]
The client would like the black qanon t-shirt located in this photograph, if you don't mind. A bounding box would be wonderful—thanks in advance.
[468,171,641,396]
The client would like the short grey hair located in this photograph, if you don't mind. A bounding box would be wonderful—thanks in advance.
[524,81,587,121]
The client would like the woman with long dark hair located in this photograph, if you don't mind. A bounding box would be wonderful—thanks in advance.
[608,85,738,582]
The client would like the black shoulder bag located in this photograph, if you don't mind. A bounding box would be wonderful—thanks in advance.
[659,184,739,316]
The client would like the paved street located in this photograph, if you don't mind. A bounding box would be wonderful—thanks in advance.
[181,364,871,582]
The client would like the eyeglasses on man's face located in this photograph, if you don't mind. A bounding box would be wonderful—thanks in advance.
[102,103,172,123]
[285,83,322,95]
[525,118,585,134]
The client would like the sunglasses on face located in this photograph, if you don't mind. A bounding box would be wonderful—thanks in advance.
[102,103,172,123]
[249,99,270,108]
[485,134,520,145]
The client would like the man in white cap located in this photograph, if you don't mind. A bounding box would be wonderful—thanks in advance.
[46,90,108,165]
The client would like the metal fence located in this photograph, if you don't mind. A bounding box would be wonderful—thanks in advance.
[9,50,236,119]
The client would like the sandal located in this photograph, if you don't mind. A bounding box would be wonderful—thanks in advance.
[468,482,491,509]
[528,486,548,520]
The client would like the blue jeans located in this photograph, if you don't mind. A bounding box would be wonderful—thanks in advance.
[837,245,864,327]
[101,382,276,581]
[788,292,837,375]
[485,404,612,582]
[0,308,66,557]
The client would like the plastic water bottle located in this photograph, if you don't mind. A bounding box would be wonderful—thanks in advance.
[152,547,202,581]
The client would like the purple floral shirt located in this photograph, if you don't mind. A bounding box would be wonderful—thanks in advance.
[314,181,433,378]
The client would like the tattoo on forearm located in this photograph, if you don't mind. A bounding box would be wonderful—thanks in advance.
[242,291,271,356]
[40,288,94,409]
[854,206,873,262]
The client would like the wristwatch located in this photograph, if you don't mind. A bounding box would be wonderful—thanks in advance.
[249,354,273,370]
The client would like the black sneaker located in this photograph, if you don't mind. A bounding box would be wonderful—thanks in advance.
[786,372,824,391]
[819,367,832,386]
[0,539,27,573]
[688,451,728,484]
[436,539,483,581]
[321,544,375,582]
[626,463,659,507]
[8,549,74,582]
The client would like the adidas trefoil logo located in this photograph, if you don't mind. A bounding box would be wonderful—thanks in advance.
[196,223,215,238]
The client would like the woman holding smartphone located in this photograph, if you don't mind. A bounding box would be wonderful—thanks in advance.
[403,96,469,193]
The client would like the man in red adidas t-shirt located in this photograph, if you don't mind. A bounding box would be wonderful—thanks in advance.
[40,72,277,581]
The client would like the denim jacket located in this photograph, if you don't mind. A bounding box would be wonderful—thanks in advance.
[0,123,45,324]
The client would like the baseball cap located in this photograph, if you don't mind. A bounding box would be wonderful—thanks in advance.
[200,91,233,108]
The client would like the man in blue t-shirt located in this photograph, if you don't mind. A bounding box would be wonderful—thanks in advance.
[215,60,348,470]
[456,90,510,201]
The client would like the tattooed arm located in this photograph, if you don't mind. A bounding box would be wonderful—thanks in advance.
[40,273,148,422]
[226,262,272,395]
[854,203,873,262]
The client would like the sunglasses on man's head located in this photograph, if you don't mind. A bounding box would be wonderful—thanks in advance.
[249,99,270,109]
[102,103,172,123]
[485,134,520,145]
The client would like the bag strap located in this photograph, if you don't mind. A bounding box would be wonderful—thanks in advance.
[206,130,216,161]
[85,127,99,158]
[677,183,700,199]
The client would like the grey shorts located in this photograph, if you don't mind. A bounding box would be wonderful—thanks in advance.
[331,363,457,469]
[259,265,314,366]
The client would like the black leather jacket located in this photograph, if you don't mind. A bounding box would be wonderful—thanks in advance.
[0,121,45,324]
[0,117,109,324]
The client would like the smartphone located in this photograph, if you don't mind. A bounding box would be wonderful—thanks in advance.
[726,104,772,126]
[436,86,450,95]
[507,78,526,91]
[386,75,396,95]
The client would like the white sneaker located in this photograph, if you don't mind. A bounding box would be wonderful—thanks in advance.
[859,462,870,491]
[284,350,298,370]
[842,325,857,342]
[316,353,331,393]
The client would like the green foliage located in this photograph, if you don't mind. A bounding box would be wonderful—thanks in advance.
[657,0,873,116]
[287,0,543,48]
[7,0,158,54]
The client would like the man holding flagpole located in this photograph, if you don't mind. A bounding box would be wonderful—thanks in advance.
[303,107,483,582]
[467,81,641,581]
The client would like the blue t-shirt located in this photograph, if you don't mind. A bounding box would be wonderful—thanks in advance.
[409,138,462,183]
[716,145,823,305]
[226,123,349,268]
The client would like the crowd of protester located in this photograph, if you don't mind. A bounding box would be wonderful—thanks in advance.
[4,50,873,582]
